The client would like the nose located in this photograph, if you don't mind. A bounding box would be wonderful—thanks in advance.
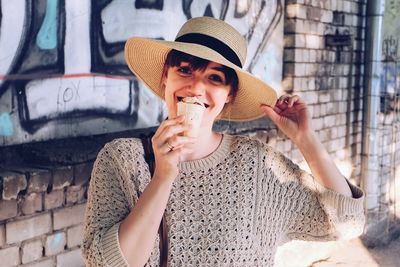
[186,76,206,97]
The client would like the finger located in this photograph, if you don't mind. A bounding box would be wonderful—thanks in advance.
[287,95,300,108]
[260,105,281,125]
[278,95,290,105]
[160,136,196,154]
[166,136,196,151]
[153,115,185,139]
[157,124,192,146]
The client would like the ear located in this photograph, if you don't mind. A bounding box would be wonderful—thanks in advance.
[161,67,169,87]
[225,95,233,104]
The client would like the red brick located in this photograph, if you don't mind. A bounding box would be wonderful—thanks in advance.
[22,239,43,264]
[57,249,85,267]
[73,162,93,186]
[6,213,51,244]
[53,204,86,230]
[44,190,64,210]
[0,246,20,267]
[0,200,18,221]
[53,167,73,190]
[67,224,83,248]
[21,193,42,215]
[45,232,66,256]
[27,171,50,194]
[2,172,27,200]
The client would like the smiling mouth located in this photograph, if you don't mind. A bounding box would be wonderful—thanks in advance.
[177,96,210,108]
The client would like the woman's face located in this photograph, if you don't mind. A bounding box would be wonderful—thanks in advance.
[162,61,232,128]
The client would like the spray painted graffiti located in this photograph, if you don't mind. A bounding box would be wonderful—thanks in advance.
[381,0,400,114]
[0,0,283,146]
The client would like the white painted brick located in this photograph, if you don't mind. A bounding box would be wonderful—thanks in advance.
[337,0,344,11]
[0,224,5,247]
[53,204,86,230]
[351,2,359,14]
[295,34,306,47]
[313,118,324,130]
[44,190,64,210]
[306,63,317,76]
[305,34,321,49]
[319,92,330,103]
[45,232,66,256]
[302,49,310,62]
[284,49,295,61]
[23,258,55,267]
[320,103,327,116]
[6,213,51,244]
[296,19,306,33]
[57,249,85,267]
[344,0,351,12]
[67,225,83,248]
[340,77,348,88]
[313,105,321,117]
[324,115,336,128]
[0,246,20,267]
[286,4,307,19]
[321,10,333,23]
[301,91,319,104]
[317,22,325,35]
[22,239,43,264]
[293,77,303,90]
[294,63,306,76]
[331,0,337,10]
[307,77,316,90]
[309,50,317,62]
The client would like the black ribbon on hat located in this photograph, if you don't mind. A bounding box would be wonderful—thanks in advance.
[175,33,242,68]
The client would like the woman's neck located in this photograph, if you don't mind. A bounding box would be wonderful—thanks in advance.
[179,128,222,162]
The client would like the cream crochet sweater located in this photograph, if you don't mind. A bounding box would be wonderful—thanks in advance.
[82,134,365,267]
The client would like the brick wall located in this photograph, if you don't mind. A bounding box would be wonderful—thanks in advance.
[0,1,372,266]
[0,163,92,267]
[278,0,365,182]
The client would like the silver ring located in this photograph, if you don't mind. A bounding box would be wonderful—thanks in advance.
[166,141,174,151]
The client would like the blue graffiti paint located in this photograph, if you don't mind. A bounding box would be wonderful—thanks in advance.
[52,232,63,247]
[36,0,59,49]
[0,112,14,136]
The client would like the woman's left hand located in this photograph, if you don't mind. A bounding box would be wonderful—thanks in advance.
[260,95,313,144]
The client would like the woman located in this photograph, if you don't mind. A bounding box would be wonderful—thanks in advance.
[82,17,365,267]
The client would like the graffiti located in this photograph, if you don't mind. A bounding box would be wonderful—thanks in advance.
[0,0,283,146]
[0,112,13,136]
[383,35,398,62]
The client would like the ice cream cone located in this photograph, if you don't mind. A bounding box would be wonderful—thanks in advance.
[177,97,206,137]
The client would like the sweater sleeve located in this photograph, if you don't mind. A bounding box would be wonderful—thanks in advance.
[81,142,131,267]
[261,144,365,242]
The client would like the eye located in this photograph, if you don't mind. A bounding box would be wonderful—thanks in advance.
[209,74,225,84]
[177,66,192,75]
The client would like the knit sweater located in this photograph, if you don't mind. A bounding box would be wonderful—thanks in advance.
[82,134,365,267]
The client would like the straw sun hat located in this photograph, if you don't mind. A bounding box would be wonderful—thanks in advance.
[124,16,277,121]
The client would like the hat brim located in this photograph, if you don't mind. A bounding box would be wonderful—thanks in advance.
[125,37,277,121]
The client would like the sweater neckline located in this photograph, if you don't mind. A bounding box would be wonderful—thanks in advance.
[178,134,233,172]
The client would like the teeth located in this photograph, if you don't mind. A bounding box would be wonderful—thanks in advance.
[176,96,209,108]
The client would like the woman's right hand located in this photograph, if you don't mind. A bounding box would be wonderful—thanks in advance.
[151,115,196,181]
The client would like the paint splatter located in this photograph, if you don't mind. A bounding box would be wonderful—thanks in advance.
[0,112,14,136]
[52,232,63,247]
[36,0,59,49]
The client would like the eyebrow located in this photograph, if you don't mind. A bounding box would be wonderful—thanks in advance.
[210,66,225,73]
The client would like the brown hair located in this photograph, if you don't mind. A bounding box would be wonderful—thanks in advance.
[162,49,239,101]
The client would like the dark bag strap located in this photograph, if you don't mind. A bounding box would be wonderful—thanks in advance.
[141,136,168,267]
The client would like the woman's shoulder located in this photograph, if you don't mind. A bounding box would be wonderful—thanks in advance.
[229,134,268,150]
[102,137,144,155]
